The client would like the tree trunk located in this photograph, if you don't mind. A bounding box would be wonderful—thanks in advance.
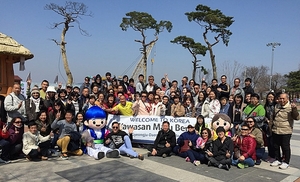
[208,45,217,79]
[61,23,73,85]
[192,55,197,80]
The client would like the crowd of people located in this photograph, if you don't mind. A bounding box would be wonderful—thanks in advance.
[0,72,298,171]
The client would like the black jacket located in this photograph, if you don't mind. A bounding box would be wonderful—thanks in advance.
[153,129,176,149]
[212,136,234,161]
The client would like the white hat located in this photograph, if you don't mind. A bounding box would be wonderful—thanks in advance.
[46,86,57,93]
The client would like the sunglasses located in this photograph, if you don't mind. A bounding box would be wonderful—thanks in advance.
[112,126,119,129]
[246,121,254,123]
[141,95,147,98]
[154,98,160,99]
[202,132,208,134]
[241,128,249,131]
[15,121,22,124]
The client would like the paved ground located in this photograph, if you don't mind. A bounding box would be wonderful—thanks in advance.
[1,121,300,182]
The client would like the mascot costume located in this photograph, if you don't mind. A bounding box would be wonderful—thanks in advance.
[82,106,119,159]
[211,113,232,141]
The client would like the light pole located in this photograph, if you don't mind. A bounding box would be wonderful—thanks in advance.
[266,42,281,91]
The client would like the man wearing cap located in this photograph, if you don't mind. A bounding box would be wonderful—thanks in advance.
[65,84,73,98]
[173,124,199,165]
[206,127,234,170]
[4,84,27,124]
[242,93,266,128]
[25,86,46,122]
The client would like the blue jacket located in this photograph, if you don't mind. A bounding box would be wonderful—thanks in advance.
[177,131,199,147]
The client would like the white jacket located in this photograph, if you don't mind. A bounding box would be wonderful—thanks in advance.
[22,131,50,155]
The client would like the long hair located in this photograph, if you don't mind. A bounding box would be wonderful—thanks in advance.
[195,115,205,133]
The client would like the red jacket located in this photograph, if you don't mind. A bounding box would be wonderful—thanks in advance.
[234,135,256,160]
[0,121,10,139]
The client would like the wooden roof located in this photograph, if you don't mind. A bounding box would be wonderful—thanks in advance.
[0,32,34,62]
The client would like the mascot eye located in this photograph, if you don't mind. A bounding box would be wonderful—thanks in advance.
[93,121,96,125]
[101,121,103,124]
[224,123,227,126]
[217,122,219,125]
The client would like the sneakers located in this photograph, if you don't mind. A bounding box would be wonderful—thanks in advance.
[279,162,289,170]
[0,158,11,164]
[162,153,167,158]
[41,156,48,160]
[270,160,282,167]
[207,161,212,167]
[193,160,200,166]
[106,150,120,158]
[237,163,249,169]
[255,159,261,165]
[138,154,144,161]
[147,152,152,157]
[60,153,69,160]
[97,152,105,160]
[223,164,230,171]
[185,157,190,162]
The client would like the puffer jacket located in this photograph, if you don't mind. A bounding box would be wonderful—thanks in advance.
[272,102,300,134]
[234,135,256,160]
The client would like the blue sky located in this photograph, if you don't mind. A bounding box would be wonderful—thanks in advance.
[1,0,300,85]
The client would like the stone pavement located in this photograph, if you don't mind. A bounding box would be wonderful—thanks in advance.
[1,121,300,182]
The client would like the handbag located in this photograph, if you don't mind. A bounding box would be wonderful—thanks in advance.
[179,140,190,153]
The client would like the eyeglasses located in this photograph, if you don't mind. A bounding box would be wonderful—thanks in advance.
[241,128,248,131]
[112,126,119,129]
[15,121,22,124]
[141,95,147,98]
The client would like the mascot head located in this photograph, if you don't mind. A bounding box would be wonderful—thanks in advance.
[211,113,232,132]
[84,106,107,130]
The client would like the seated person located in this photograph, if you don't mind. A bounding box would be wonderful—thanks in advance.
[22,122,53,161]
[232,123,256,169]
[186,128,213,165]
[148,121,176,158]
[105,122,144,160]
[7,117,24,160]
[206,127,233,170]
[173,124,199,165]
[0,120,10,163]
[51,110,83,159]
[246,117,265,165]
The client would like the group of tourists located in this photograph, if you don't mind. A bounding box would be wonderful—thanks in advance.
[0,72,298,171]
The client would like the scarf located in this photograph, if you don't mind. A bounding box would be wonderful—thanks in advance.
[30,97,40,113]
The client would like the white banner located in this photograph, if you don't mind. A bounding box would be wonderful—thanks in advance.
[107,114,197,144]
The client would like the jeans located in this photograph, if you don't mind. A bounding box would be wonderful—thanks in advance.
[186,150,207,163]
[119,135,138,157]
[0,139,10,160]
[273,133,291,164]
[232,157,255,167]
[256,147,265,160]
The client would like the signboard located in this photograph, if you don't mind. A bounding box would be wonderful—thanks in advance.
[20,81,27,99]
[107,114,197,144]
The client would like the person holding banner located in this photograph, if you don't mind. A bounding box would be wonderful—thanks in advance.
[147,121,176,158]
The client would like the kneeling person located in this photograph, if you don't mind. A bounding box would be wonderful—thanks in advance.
[105,122,144,160]
[23,122,52,160]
